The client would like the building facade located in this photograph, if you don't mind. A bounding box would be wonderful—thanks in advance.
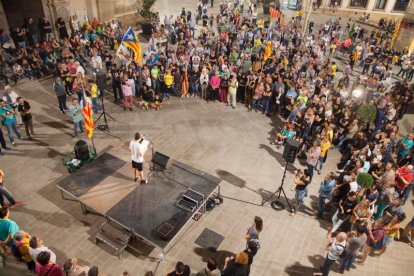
[0,0,141,34]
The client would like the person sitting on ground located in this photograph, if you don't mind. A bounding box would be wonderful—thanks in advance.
[35,250,64,276]
[271,123,296,146]
[166,261,191,276]
[0,206,19,252]
[13,230,35,272]
[29,236,57,264]
[63,258,90,276]
[196,258,221,276]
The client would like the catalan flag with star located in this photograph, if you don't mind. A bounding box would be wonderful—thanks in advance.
[121,27,143,66]
[82,90,94,139]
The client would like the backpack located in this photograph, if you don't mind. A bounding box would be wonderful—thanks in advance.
[11,241,24,260]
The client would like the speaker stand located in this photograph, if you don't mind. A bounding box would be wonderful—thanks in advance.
[261,162,293,213]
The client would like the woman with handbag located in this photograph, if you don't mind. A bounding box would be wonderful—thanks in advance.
[350,200,371,230]
[290,169,311,216]
[327,192,358,238]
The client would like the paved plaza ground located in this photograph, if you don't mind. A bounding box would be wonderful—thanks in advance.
[1,1,414,275]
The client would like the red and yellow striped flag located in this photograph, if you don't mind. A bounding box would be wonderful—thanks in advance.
[263,41,272,61]
[182,70,188,95]
[82,91,94,139]
[391,19,402,44]
[270,7,280,19]
[280,15,285,28]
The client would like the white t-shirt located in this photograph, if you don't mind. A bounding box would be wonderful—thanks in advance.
[2,91,18,104]
[129,140,148,163]
[91,55,102,69]
[29,246,56,263]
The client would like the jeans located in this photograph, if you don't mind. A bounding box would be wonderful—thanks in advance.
[73,120,84,136]
[339,252,355,271]
[336,134,349,149]
[17,41,26,49]
[152,79,159,93]
[57,95,67,112]
[321,255,335,276]
[332,209,349,232]
[253,98,261,110]
[317,196,329,218]
[0,127,7,148]
[262,97,270,114]
[92,98,102,113]
[31,33,38,44]
[190,83,199,96]
[4,120,22,143]
[45,33,53,41]
[0,185,16,206]
[200,84,208,99]
[307,164,314,179]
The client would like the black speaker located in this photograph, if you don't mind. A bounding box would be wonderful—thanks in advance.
[282,138,300,163]
[74,140,90,161]
[151,151,172,169]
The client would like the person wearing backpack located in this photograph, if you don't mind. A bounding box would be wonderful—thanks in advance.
[319,232,347,276]
[12,230,35,272]
[357,221,385,264]
[35,250,64,276]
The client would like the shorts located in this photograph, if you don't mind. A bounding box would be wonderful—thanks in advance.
[382,234,394,248]
[132,161,143,171]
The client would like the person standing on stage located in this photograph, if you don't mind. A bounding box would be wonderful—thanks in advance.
[129,132,148,184]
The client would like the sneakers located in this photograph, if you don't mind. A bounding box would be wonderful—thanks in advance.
[140,179,148,184]
[11,141,16,146]
[0,152,4,156]
[4,147,11,150]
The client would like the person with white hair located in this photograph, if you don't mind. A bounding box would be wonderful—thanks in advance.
[28,235,56,264]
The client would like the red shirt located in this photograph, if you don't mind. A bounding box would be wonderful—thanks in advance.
[35,263,64,276]
[395,167,413,190]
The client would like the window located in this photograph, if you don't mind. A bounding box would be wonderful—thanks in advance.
[349,0,369,7]
[375,0,387,9]
[330,0,342,6]
[394,0,410,11]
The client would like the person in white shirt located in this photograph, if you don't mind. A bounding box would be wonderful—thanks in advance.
[129,132,149,184]
[28,236,57,263]
[75,61,85,77]
[91,51,102,75]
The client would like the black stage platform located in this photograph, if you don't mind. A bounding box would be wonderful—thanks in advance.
[57,152,221,250]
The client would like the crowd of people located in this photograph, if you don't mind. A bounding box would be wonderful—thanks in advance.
[1,0,414,275]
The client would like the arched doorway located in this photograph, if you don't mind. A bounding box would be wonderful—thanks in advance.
[1,0,45,32]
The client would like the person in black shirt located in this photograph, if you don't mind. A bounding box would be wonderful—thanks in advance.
[17,97,34,139]
[167,261,190,276]
[290,169,311,216]
[328,191,358,237]
[110,64,122,102]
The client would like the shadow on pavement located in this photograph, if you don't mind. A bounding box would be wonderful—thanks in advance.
[193,246,235,270]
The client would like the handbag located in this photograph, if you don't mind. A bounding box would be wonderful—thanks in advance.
[337,211,349,220]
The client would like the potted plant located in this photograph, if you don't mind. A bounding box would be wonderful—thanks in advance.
[357,103,377,131]
[137,0,157,36]
[356,172,373,199]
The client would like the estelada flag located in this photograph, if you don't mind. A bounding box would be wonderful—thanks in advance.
[182,70,188,95]
[263,41,272,61]
[121,27,142,66]
[270,7,280,19]
[82,89,94,139]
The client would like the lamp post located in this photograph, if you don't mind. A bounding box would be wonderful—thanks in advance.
[303,0,313,34]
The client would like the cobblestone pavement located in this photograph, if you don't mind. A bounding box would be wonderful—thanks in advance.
[1,1,413,276]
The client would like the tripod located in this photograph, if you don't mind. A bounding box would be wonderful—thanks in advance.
[94,95,115,133]
[261,162,293,213]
